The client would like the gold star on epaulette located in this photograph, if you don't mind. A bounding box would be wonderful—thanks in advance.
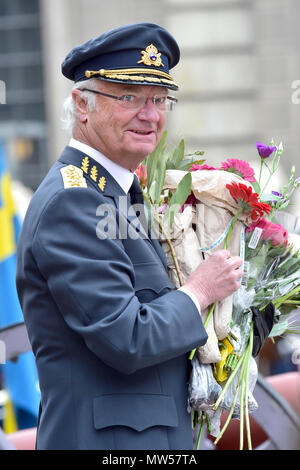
[60,165,87,188]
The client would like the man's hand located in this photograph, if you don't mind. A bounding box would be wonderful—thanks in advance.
[183,250,243,310]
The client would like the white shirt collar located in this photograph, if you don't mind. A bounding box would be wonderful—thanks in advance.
[69,138,134,194]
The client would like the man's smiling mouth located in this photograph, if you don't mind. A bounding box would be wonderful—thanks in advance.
[129,130,154,135]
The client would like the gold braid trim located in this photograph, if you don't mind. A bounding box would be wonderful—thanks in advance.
[85,68,178,87]
[86,67,173,79]
[104,74,177,86]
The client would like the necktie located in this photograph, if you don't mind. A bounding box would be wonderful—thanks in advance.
[129,174,144,206]
[128,175,148,234]
[129,176,166,266]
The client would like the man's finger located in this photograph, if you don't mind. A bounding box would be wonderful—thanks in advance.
[227,255,243,269]
[215,249,231,259]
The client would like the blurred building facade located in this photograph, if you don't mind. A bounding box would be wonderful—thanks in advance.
[0,0,47,190]
[0,0,299,219]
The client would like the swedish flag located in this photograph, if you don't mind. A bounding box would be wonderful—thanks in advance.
[0,142,40,430]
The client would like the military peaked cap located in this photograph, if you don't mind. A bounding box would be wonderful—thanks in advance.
[61,22,180,90]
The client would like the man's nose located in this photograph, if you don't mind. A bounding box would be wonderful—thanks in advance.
[137,98,160,121]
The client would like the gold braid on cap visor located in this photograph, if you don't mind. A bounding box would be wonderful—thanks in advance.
[85,68,178,87]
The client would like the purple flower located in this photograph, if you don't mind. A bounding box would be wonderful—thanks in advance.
[157,203,168,214]
[295,176,300,185]
[269,191,287,206]
[255,142,277,158]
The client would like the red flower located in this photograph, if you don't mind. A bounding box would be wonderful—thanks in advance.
[226,181,272,221]
[180,193,197,212]
[135,164,147,187]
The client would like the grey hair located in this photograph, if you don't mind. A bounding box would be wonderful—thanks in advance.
[61,78,99,134]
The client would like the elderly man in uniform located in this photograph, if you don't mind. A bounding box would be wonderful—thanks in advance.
[16,23,244,450]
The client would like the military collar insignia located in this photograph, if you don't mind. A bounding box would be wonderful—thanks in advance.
[59,146,131,197]
[60,158,107,192]
[80,156,106,191]
[137,44,164,67]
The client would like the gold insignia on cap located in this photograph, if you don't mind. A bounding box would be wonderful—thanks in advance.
[81,156,89,173]
[98,176,106,192]
[137,44,164,67]
[60,165,87,188]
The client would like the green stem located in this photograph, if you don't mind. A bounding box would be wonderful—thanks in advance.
[238,332,252,450]
[224,209,242,250]
[214,341,249,448]
[273,285,300,309]
[245,324,254,450]
[196,414,205,450]
[260,160,274,195]
[258,159,263,188]
[238,342,250,450]
[188,350,196,361]
[205,412,211,434]
[212,348,246,411]
[144,193,184,286]
[213,375,241,446]
[239,367,245,450]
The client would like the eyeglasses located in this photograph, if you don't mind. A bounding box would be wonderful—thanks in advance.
[80,88,177,112]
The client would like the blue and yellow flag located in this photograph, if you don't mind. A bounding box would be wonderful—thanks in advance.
[0,142,40,430]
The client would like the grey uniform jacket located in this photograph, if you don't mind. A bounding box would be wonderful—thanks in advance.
[16,145,207,450]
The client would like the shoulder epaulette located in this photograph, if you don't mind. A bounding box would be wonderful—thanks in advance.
[60,165,87,189]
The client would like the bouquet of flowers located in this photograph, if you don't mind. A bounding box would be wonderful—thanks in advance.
[139,132,300,450]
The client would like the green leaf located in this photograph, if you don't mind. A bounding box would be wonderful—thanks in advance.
[185,150,205,157]
[259,193,279,202]
[278,199,290,210]
[148,180,156,203]
[178,158,205,171]
[163,172,192,229]
[251,181,261,194]
[269,319,289,337]
[165,151,176,169]
[152,150,169,204]
[146,130,167,196]
[171,139,185,169]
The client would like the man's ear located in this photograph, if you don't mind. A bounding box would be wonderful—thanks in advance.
[72,89,89,123]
